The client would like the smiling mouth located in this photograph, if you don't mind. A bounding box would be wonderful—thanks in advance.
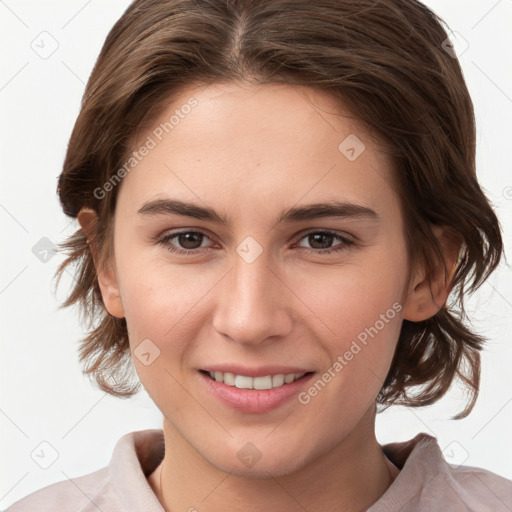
[202,370,312,390]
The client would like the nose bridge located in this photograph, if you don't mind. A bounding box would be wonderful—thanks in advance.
[212,247,292,345]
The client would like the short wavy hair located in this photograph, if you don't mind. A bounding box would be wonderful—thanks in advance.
[55,0,503,419]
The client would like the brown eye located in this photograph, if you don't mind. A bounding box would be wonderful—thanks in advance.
[296,230,354,255]
[158,230,213,255]
[307,232,335,250]
[176,232,204,249]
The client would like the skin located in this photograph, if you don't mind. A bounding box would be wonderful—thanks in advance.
[79,82,454,511]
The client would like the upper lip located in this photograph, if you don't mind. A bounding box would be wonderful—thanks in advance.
[200,365,313,377]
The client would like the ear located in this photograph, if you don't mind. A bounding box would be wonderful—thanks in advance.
[77,207,125,319]
[402,225,461,322]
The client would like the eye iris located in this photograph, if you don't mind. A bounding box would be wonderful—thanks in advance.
[179,232,203,249]
[309,233,333,249]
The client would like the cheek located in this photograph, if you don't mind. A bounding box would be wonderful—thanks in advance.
[117,255,221,375]
[118,250,202,325]
[300,307,403,428]
[293,253,406,340]
[118,261,206,408]
[289,247,406,396]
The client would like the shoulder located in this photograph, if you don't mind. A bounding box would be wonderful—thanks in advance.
[4,429,165,512]
[4,467,114,512]
[373,433,512,512]
[445,461,512,511]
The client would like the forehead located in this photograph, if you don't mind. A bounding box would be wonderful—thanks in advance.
[118,82,398,223]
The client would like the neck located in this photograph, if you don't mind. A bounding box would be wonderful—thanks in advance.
[149,406,398,512]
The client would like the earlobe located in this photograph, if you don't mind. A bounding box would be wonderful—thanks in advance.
[77,207,125,319]
[97,268,126,320]
[402,225,461,322]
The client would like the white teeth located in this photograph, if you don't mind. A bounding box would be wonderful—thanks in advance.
[207,371,306,389]
[234,375,253,389]
[284,373,295,384]
[272,374,285,387]
[253,375,272,390]
[223,372,236,386]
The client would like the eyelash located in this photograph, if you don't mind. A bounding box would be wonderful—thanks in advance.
[155,229,355,256]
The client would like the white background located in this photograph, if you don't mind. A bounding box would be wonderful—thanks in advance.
[1,0,511,508]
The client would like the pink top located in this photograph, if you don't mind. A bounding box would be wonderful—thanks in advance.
[5,429,512,511]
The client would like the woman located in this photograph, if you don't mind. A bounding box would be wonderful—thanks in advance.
[7,0,511,510]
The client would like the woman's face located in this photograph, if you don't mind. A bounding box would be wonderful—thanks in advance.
[99,82,417,476]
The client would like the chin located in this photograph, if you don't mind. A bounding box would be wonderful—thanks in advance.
[202,435,319,479]
[212,453,310,479]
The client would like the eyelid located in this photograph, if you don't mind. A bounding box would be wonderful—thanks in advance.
[294,227,356,243]
[152,226,214,242]
[155,227,356,256]
[154,228,216,248]
[156,226,356,243]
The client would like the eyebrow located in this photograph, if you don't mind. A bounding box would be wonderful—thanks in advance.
[137,198,379,224]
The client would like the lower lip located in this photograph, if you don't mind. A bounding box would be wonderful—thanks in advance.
[199,371,314,414]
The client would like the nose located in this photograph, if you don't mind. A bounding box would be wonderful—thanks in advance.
[212,249,293,347]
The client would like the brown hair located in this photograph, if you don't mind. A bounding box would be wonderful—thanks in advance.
[55,0,503,418]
